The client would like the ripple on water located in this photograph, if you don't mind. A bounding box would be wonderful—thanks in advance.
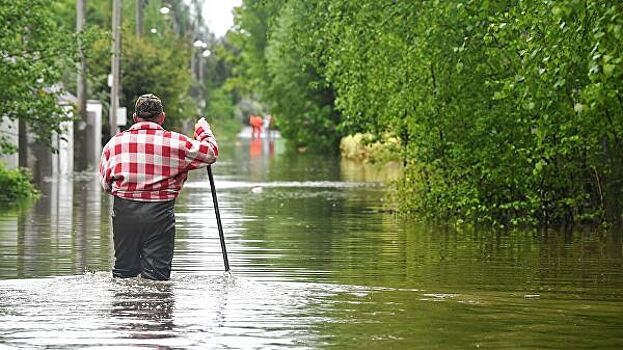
[184,180,382,190]
[1,271,511,349]
[0,272,415,349]
[2,271,623,349]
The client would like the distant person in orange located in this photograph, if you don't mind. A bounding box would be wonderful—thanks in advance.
[256,115,264,138]
[250,115,263,139]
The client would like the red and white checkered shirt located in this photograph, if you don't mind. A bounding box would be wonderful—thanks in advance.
[99,121,218,202]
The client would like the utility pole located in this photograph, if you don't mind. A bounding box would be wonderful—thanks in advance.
[136,0,144,37]
[110,0,121,138]
[189,21,196,79]
[190,0,199,80]
[194,0,203,83]
[75,0,87,170]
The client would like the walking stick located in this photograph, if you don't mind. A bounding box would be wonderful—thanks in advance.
[207,165,230,272]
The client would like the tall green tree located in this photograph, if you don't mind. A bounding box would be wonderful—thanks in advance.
[120,32,196,129]
[264,2,339,150]
[52,0,201,133]
[232,0,623,226]
[0,0,78,153]
[229,0,339,151]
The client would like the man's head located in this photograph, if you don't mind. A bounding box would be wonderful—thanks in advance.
[133,93,165,124]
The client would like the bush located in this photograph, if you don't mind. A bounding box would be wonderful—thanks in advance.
[234,0,623,226]
[0,165,39,206]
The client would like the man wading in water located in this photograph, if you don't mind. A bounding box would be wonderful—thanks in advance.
[99,93,218,280]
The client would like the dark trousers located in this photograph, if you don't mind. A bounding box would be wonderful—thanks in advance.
[112,197,176,280]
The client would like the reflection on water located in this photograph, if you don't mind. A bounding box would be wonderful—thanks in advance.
[340,159,402,183]
[0,139,622,349]
[0,272,363,349]
[0,175,110,278]
[111,280,175,338]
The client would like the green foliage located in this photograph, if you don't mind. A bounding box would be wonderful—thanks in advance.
[227,0,281,95]
[0,164,39,206]
[233,0,623,226]
[50,0,200,133]
[390,1,622,226]
[229,0,340,152]
[120,32,197,130]
[202,39,243,141]
[205,87,240,140]
[206,87,235,121]
[264,3,340,151]
[0,0,78,153]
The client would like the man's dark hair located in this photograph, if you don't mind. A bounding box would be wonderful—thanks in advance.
[135,93,163,120]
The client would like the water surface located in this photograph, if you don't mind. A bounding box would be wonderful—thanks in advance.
[1,140,622,349]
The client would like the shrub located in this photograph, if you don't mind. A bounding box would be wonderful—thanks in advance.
[0,164,39,206]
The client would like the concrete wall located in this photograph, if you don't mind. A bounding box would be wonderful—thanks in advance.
[51,109,74,176]
[4,98,102,177]
[24,105,74,181]
[0,117,18,169]
[86,100,103,170]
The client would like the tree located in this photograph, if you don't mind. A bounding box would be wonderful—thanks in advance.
[229,0,339,151]
[51,0,200,133]
[264,2,339,150]
[0,0,78,153]
[120,32,196,130]
[232,0,623,226]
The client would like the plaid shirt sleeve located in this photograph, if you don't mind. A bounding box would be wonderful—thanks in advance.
[187,125,219,170]
[98,122,219,201]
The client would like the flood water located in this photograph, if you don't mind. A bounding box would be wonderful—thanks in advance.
[1,139,622,349]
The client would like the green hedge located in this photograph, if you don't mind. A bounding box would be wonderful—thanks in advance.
[0,164,38,206]
[234,0,623,227]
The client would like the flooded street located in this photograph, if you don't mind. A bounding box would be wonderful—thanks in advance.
[1,140,622,349]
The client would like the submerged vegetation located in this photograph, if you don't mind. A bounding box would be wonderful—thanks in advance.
[340,133,401,164]
[231,0,623,227]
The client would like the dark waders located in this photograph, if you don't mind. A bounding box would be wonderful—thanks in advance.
[112,197,176,280]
